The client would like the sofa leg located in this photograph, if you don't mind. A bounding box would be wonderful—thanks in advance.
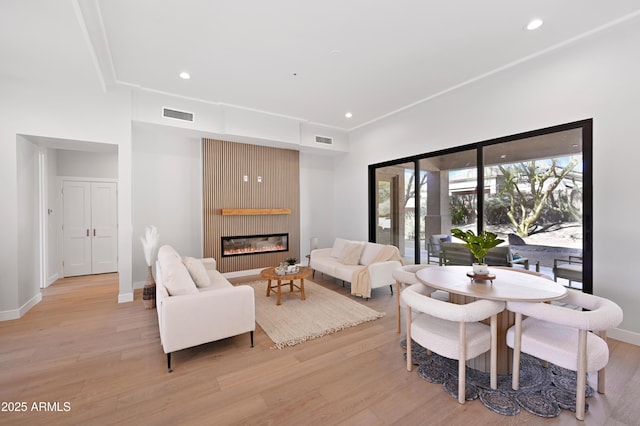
[167,353,173,373]
[250,331,254,348]
[389,284,393,295]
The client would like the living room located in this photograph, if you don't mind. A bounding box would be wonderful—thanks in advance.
[2,1,640,423]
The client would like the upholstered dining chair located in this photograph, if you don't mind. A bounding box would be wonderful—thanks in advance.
[402,283,505,403]
[392,264,448,333]
[506,290,623,420]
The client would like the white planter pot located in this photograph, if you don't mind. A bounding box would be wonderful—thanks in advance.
[472,263,489,275]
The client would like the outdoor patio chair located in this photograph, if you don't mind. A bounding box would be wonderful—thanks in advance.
[553,255,583,288]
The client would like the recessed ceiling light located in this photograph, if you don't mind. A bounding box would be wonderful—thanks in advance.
[179,72,191,80]
[526,19,543,31]
[345,112,353,118]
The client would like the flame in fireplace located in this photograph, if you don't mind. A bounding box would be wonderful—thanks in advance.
[222,234,289,257]
[224,244,285,255]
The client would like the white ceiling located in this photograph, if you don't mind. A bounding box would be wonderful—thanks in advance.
[2,0,640,131]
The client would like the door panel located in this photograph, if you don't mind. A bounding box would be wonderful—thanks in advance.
[63,181,118,277]
[63,182,92,276]
[91,182,118,274]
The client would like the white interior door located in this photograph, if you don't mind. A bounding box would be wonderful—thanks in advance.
[63,181,92,276]
[63,181,118,277]
[91,182,118,274]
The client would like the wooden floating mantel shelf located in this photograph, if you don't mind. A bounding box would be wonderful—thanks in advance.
[221,208,292,216]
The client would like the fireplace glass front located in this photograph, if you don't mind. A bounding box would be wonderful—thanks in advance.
[221,233,288,257]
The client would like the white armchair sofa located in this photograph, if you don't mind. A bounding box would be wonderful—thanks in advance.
[309,238,404,298]
[155,245,255,372]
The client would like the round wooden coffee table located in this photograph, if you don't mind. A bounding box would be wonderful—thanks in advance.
[260,266,311,305]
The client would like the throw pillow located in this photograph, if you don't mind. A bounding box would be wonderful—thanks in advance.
[330,238,350,258]
[163,258,199,296]
[360,242,384,265]
[183,257,212,288]
[338,242,365,265]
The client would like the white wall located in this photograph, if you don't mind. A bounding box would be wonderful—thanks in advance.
[15,136,42,310]
[131,124,203,286]
[57,149,118,178]
[338,18,640,341]
[0,77,132,319]
[46,148,60,285]
[299,153,337,256]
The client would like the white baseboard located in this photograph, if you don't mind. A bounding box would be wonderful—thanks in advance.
[118,292,134,303]
[46,272,60,288]
[608,327,640,347]
[0,292,43,321]
[133,280,145,290]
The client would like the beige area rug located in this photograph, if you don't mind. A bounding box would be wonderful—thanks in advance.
[246,280,385,349]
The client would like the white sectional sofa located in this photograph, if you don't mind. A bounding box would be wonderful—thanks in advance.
[309,238,404,298]
[155,245,255,372]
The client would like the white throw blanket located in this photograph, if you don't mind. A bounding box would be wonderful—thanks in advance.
[351,245,404,298]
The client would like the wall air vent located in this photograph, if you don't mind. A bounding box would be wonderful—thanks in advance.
[315,135,333,145]
[162,107,194,122]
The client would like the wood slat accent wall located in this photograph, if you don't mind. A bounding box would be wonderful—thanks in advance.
[203,139,300,273]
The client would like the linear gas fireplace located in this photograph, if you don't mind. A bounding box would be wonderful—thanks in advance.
[221,233,289,257]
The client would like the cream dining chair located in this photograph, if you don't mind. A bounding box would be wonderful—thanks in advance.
[402,283,505,404]
[392,264,449,333]
[506,290,623,420]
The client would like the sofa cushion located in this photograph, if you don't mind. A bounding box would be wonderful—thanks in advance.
[183,256,212,288]
[163,258,199,296]
[158,244,182,263]
[330,238,350,258]
[359,242,385,265]
[338,241,365,265]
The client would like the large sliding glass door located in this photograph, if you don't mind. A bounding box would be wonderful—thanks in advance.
[482,128,585,288]
[374,161,417,262]
[368,120,592,293]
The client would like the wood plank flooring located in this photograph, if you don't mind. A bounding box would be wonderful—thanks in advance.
[1,273,638,425]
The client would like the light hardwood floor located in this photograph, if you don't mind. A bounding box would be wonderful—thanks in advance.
[1,273,638,425]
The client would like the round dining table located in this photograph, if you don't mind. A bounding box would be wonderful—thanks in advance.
[415,265,568,374]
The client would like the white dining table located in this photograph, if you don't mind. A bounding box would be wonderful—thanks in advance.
[416,265,568,302]
[415,265,568,374]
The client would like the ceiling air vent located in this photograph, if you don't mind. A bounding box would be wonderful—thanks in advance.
[315,135,333,145]
[162,107,194,122]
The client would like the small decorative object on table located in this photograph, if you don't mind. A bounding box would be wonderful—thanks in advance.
[140,225,160,309]
[466,271,496,283]
[285,257,299,274]
[451,228,504,280]
[276,262,287,276]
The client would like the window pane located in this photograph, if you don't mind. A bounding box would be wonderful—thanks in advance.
[482,129,583,287]
[374,163,415,261]
[420,149,477,264]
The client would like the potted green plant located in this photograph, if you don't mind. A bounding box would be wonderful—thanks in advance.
[285,257,298,266]
[450,228,504,274]
[285,257,299,273]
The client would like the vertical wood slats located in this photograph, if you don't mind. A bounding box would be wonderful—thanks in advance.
[203,139,300,273]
